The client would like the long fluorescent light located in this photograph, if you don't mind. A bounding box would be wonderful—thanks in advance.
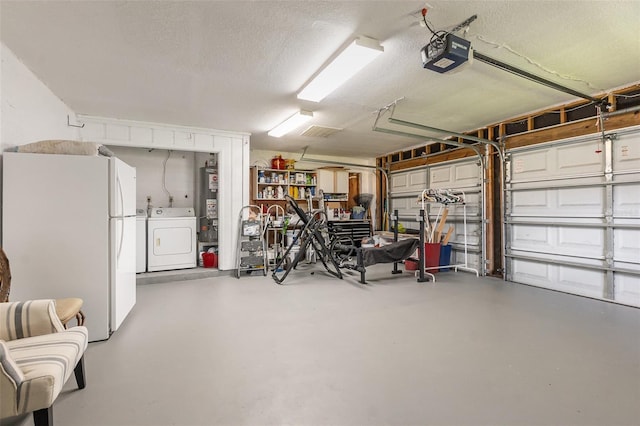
[268,110,314,137]
[297,36,384,102]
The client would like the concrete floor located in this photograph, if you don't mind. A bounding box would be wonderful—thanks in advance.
[3,264,640,426]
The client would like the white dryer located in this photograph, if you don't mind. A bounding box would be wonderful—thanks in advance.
[147,207,197,272]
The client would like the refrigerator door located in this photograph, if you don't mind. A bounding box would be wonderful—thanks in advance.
[3,153,111,342]
[110,216,137,331]
[110,157,137,217]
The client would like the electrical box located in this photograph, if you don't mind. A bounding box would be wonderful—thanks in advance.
[421,33,471,74]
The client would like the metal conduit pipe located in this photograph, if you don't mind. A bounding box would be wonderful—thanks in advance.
[386,117,504,164]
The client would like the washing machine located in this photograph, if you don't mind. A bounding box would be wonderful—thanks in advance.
[147,207,197,272]
[136,209,147,273]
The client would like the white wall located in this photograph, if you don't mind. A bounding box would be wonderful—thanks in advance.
[1,43,80,243]
[108,146,197,210]
[0,43,79,149]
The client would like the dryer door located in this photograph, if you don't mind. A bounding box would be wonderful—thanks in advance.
[147,218,197,272]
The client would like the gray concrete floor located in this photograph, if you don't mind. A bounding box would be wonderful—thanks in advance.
[3,264,640,426]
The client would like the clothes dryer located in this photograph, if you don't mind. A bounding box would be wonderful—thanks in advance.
[147,207,197,272]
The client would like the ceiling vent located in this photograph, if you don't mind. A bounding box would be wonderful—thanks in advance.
[301,125,343,138]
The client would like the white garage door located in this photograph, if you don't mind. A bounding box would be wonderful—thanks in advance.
[389,158,483,273]
[506,125,640,307]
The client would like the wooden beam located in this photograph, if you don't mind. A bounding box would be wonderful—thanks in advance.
[608,93,616,112]
[506,110,640,150]
[388,147,479,171]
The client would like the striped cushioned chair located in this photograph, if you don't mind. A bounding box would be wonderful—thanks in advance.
[0,247,85,328]
[0,299,88,426]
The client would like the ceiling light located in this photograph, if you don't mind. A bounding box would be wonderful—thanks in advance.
[268,110,314,137]
[297,36,384,102]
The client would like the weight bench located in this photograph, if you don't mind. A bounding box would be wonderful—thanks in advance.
[334,238,420,284]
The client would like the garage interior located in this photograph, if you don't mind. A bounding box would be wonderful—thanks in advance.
[1,1,639,425]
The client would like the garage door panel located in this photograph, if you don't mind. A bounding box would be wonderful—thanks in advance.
[557,227,604,258]
[557,187,604,214]
[508,127,640,306]
[512,189,548,208]
[430,161,479,189]
[557,266,605,298]
[557,143,602,172]
[390,169,427,193]
[613,184,640,217]
[512,259,605,298]
[614,274,640,306]
[512,224,553,249]
[391,174,408,191]
[512,225,604,259]
[512,151,548,178]
[392,196,419,217]
[511,140,603,182]
[454,162,480,182]
[452,250,480,269]
[613,133,640,171]
[451,223,481,247]
[430,167,451,186]
[512,259,552,284]
[512,187,603,217]
[613,229,640,263]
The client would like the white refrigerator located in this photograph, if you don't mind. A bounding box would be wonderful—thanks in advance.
[2,152,137,342]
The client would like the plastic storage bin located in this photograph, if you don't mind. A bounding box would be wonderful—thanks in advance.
[202,252,218,268]
[439,244,452,272]
[424,243,441,273]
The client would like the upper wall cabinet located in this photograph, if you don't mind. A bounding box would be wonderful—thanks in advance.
[317,169,349,194]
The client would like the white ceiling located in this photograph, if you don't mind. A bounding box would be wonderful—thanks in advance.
[2,1,639,158]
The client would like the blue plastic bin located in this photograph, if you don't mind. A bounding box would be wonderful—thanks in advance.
[439,244,452,272]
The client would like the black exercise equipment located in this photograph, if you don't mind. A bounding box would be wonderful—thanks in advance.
[272,200,425,285]
[271,195,342,284]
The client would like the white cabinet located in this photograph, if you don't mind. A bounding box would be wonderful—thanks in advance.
[335,170,349,193]
[317,169,349,194]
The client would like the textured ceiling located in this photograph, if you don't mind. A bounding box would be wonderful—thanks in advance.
[1,1,639,158]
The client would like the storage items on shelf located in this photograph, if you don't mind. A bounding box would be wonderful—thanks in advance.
[254,167,317,201]
[271,155,285,170]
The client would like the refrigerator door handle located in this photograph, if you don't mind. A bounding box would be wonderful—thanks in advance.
[117,217,124,259]
[117,175,125,218]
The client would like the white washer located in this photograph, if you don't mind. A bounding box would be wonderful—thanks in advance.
[147,207,197,272]
[136,209,147,273]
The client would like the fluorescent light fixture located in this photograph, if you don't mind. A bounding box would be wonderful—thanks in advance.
[297,36,384,102]
[268,110,314,137]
